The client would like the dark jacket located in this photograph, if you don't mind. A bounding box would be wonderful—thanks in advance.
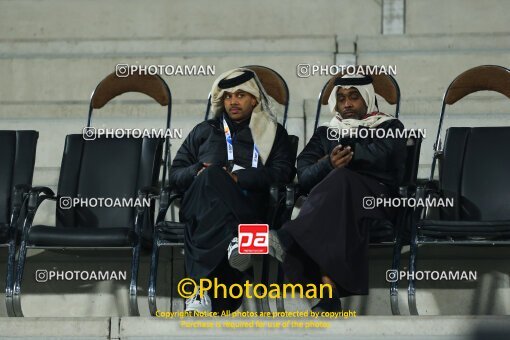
[169,115,295,195]
[297,119,407,194]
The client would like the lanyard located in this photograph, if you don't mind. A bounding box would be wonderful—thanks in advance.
[223,116,259,168]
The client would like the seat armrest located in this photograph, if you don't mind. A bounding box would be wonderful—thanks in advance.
[29,186,55,196]
[285,183,298,208]
[286,183,302,204]
[9,185,32,229]
[138,186,161,198]
[12,184,31,208]
[158,186,183,208]
[18,187,56,237]
[155,186,184,225]
[269,184,280,207]
[27,186,56,210]
[398,185,410,198]
[416,179,439,191]
[433,150,444,178]
[269,182,299,208]
[416,180,440,200]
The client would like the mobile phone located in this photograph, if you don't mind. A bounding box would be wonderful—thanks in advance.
[333,144,345,154]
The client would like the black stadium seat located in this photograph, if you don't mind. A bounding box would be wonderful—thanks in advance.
[11,71,172,317]
[12,134,163,317]
[408,65,510,315]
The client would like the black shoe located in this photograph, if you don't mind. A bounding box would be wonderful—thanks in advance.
[311,291,342,313]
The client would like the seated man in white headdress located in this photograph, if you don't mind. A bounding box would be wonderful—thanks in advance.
[231,74,407,311]
[169,68,295,312]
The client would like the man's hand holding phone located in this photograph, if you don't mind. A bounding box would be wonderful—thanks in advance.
[329,144,353,168]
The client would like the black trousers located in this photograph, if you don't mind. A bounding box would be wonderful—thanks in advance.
[180,166,262,280]
[281,167,396,297]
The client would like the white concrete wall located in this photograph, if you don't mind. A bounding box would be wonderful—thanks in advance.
[406,0,510,34]
[0,0,381,40]
[3,0,509,39]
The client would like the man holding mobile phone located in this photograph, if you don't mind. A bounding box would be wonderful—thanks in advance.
[251,74,407,312]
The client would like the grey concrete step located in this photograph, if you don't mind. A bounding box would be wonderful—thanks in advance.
[0,54,336,104]
[1,315,510,339]
[357,34,510,99]
[118,315,510,339]
[0,0,381,40]
[357,33,510,53]
[0,37,337,57]
[2,316,509,339]
[406,0,510,35]
[0,317,110,339]
[3,0,509,42]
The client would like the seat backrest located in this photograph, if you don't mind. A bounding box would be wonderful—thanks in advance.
[244,65,288,109]
[400,136,422,187]
[56,135,163,231]
[288,135,299,164]
[0,131,38,225]
[287,134,299,182]
[440,127,510,221]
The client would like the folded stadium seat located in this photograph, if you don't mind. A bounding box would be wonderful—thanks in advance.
[408,65,510,315]
[148,65,298,315]
[279,67,422,315]
[0,131,38,316]
[11,72,172,317]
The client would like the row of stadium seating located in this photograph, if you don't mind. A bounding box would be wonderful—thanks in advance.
[1,65,509,317]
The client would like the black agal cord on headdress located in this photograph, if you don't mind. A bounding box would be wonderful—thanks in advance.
[334,75,373,86]
[218,71,255,89]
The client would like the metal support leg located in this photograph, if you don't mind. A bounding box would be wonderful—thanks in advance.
[390,233,403,315]
[5,236,17,316]
[170,247,176,312]
[408,233,419,315]
[148,233,160,316]
[181,248,185,311]
[129,241,141,316]
[12,210,35,317]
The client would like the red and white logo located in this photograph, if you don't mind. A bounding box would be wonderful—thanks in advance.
[238,224,269,254]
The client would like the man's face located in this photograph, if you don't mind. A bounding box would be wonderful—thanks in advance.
[223,90,257,123]
[335,87,368,120]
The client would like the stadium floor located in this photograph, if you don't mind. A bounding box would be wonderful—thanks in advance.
[2,315,510,339]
